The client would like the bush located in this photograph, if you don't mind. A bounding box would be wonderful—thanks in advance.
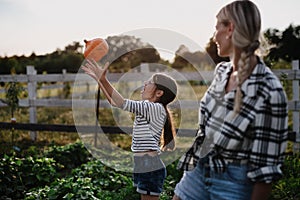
[25,160,139,200]
[0,142,91,200]
[25,158,184,200]
[0,155,60,199]
[44,141,92,170]
[2,141,299,200]
[270,153,300,200]
[160,160,183,199]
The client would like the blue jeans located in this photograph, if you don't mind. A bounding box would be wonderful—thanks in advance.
[174,160,254,200]
[133,155,166,196]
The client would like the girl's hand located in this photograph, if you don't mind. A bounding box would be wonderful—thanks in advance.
[82,60,109,84]
[82,59,124,107]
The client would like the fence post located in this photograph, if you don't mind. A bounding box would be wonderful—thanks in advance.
[27,66,37,141]
[292,60,300,153]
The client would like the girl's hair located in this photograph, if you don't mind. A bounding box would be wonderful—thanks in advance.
[152,73,177,151]
[217,0,262,113]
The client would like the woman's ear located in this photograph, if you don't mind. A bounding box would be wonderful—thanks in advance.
[227,21,234,37]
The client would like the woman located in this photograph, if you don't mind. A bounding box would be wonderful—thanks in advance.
[82,61,177,200]
[173,1,288,200]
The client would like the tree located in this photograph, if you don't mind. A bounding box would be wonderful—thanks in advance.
[171,44,216,71]
[102,35,161,72]
[64,41,83,53]
[264,24,300,63]
[6,58,22,74]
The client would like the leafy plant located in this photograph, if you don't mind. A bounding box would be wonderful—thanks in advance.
[5,81,24,119]
[270,153,300,200]
[0,155,60,199]
[0,142,92,200]
[44,141,91,170]
[25,159,139,200]
[3,80,26,148]
[2,141,299,200]
[160,160,183,199]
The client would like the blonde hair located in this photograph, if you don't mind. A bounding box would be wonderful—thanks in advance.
[217,0,262,114]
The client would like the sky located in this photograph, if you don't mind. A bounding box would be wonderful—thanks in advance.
[0,0,299,60]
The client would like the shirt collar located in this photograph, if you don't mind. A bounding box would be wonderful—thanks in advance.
[213,57,267,98]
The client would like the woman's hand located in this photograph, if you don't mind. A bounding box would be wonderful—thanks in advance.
[82,59,109,84]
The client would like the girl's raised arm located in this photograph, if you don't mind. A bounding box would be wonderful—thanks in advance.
[82,60,125,108]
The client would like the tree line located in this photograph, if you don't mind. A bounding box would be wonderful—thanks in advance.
[0,24,299,75]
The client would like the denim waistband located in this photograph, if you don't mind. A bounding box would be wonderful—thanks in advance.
[133,154,165,173]
[198,155,249,174]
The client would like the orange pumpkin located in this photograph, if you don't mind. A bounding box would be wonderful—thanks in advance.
[83,38,109,61]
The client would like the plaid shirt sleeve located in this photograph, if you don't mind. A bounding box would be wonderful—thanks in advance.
[176,101,206,171]
[176,63,221,171]
[247,77,288,183]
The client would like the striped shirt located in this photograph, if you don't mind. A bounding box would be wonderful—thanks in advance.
[122,99,166,153]
[177,58,288,183]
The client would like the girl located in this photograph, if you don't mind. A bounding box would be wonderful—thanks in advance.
[173,1,288,200]
[82,60,178,200]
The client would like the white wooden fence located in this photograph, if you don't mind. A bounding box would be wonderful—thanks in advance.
[0,62,299,152]
[291,60,300,152]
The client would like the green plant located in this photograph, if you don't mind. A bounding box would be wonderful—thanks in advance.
[25,159,139,200]
[44,141,91,170]
[61,82,71,99]
[270,153,300,200]
[4,81,25,147]
[160,160,183,199]
[0,155,60,199]
[5,81,24,119]
[0,142,94,200]
[6,141,300,200]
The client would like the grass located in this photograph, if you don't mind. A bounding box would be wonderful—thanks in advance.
[0,107,79,156]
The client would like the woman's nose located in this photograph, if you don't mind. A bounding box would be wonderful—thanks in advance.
[213,31,217,43]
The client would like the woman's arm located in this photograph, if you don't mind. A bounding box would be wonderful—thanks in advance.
[251,182,272,200]
[248,77,288,199]
[82,60,125,108]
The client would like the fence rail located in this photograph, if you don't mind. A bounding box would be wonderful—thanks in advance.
[0,62,299,150]
[0,122,295,141]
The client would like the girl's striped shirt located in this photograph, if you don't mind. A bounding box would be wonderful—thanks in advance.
[122,99,166,153]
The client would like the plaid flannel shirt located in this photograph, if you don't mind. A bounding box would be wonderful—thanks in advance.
[177,59,288,183]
